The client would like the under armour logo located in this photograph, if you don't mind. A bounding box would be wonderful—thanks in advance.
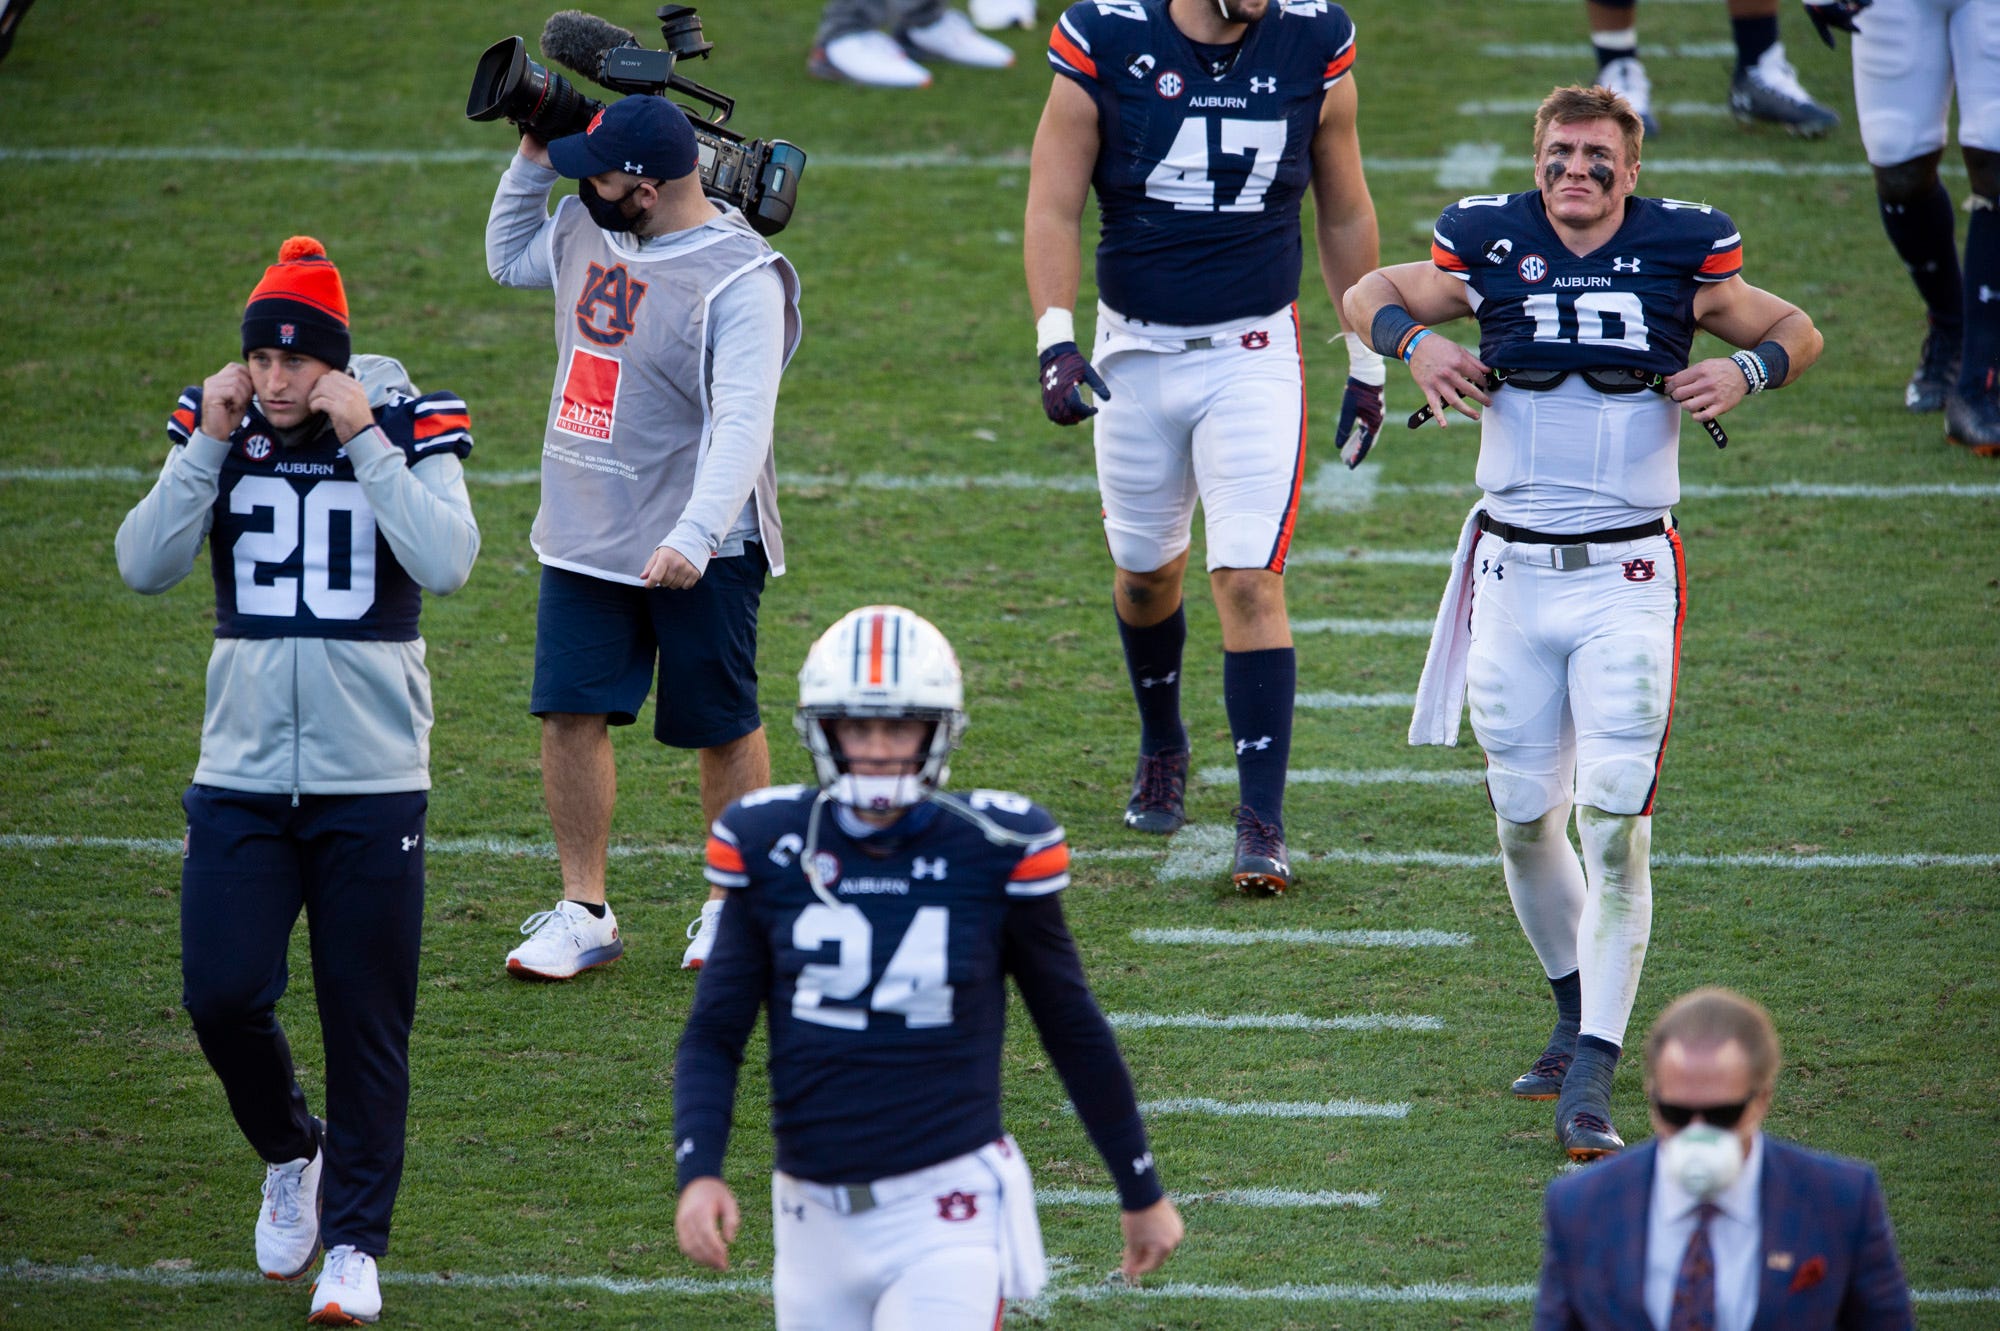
[1979,284,1998,304]
[1132,1151,1155,1175]
[624,159,643,174]
[676,1137,695,1162]
[1236,735,1273,754]
[1250,76,1275,93]
[1139,670,1178,688]
[1622,558,1657,582]
[913,857,948,880]
[1612,257,1641,273]
[1044,365,1061,390]
[781,1200,806,1222]
[401,834,421,852]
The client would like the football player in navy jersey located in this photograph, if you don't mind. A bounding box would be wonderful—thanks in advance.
[1024,0,1384,894]
[1344,86,1822,1163]
[673,606,1183,1328]
[116,237,480,1326]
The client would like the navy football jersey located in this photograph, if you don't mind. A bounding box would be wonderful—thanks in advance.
[1430,190,1743,377]
[683,786,1077,1184]
[1049,0,1357,325]
[165,387,473,641]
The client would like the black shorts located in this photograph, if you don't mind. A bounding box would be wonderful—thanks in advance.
[530,547,767,749]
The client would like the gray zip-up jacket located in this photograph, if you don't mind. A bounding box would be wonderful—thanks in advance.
[115,355,480,796]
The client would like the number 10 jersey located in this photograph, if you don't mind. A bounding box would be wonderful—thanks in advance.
[1049,0,1359,325]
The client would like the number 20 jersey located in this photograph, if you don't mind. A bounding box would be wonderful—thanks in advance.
[1049,0,1358,325]
[1430,190,1744,378]
[685,787,1073,1184]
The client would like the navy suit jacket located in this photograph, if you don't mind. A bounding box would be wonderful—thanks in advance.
[1533,1136,1912,1330]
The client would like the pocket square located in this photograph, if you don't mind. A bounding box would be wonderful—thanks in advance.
[1789,1255,1828,1293]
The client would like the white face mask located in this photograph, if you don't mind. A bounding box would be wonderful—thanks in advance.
[829,772,923,814]
[1659,1124,1744,1199]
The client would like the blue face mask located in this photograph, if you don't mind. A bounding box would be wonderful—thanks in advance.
[579,178,648,233]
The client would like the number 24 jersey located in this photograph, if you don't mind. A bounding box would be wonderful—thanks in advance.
[1430,190,1743,378]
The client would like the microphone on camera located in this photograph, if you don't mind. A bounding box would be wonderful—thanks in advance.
[541,9,640,82]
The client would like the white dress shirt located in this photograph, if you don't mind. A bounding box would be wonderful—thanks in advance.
[1645,1132,1765,1331]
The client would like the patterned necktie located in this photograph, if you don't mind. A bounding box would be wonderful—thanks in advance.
[1667,1202,1720,1331]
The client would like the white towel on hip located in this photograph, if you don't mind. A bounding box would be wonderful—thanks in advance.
[976,1134,1048,1300]
[1409,503,1484,747]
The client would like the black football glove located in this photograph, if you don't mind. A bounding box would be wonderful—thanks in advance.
[1038,342,1111,426]
[1802,0,1870,47]
[1334,377,1385,469]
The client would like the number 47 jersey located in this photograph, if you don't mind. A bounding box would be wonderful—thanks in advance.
[1049,0,1359,326]
[1430,190,1744,378]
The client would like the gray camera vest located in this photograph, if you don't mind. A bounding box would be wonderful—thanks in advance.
[533,204,800,582]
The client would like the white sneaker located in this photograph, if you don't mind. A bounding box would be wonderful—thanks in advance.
[308,1245,381,1326]
[810,30,933,88]
[505,899,623,980]
[901,9,1016,68]
[1597,56,1659,137]
[255,1119,325,1282]
[681,898,725,971]
[969,0,1036,30]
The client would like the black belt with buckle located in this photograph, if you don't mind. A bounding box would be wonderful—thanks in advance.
[1406,366,1729,449]
[1476,511,1670,570]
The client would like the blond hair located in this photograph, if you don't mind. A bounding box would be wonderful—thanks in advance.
[1533,84,1646,163]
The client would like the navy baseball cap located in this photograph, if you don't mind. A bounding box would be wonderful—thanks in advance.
[548,95,698,181]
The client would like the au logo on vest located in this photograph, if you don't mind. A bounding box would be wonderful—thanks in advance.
[574,262,648,347]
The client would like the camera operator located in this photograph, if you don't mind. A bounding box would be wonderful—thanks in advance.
[486,94,802,980]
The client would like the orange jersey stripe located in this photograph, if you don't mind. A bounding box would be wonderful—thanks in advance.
[1431,241,1469,272]
[1010,842,1070,882]
[1640,530,1689,816]
[1049,26,1096,78]
[1266,304,1308,573]
[705,835,746,874]
[1699,248,1742,276]
[1323,45,1355,82]
[413,411,470,440]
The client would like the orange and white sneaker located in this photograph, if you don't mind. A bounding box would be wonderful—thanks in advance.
[256,1118,325,1282]
[308,1245,380,1325]
[505,900,622,980]
[681,899,724,971]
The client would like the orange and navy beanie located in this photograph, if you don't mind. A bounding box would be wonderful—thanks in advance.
[241,236,350,369]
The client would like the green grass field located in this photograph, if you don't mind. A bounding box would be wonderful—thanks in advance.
[3,0,1997,1325]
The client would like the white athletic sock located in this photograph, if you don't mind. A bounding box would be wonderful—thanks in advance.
[1497,805,1586,979]
[1575,807,1653,1046]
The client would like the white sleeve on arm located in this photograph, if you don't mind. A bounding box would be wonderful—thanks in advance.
[343,428,483,595]
[486,152,562,289]
[115,432,232,594]
[661,264,786,574]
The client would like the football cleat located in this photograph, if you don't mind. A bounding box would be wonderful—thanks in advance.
[1596,56,1659,138]
[1511,1047,1573,1101]
[505,900,623,981]
[899,8,1016,68]
[1557,1107,1626,1162]
[256,1117,326,1282]
[1945,371,2000,456]
[1230,806,1292,896]
[681,899,725,971]
[809,31,932,88]
[1728,44,1839,138]
[308,1245,381,1326]
[1123,749,1189,835]
[1906,325,1962,414]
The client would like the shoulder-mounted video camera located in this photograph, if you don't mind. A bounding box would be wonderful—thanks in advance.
[467,5,804,236]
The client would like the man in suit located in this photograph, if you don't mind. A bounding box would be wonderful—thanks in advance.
[1534,987,1913,1330]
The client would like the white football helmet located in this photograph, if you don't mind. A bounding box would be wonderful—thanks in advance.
[794,605,968,813]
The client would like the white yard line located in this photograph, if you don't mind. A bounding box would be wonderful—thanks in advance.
[1135,1097,1413,1119]
[1043,1187,1384,1208]
[1296,691,1421,708]
[1107,1012,1444,1031]
[1459,99,1731,118]
[1289,618,1434,635]
[1483,41,1734,58]
[1196,766,1483,786]
[1133,927,1475,948]
[1287,547,1455,566]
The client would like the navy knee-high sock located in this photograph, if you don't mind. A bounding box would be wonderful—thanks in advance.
[1731,14,1777,71]
[1117,604,1188,757]
[1879,182,1964,331]
[1961,203,2000,393]
[1223,646,1294,830]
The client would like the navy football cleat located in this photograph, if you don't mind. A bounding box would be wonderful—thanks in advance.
[1907,326,1962,414]
[1728,45,1839,138]
[1558,1107,1626,1162]
[1512,1047,1574,1101]
[1945,373,2000,457]
[1123,749,1189,835]
[1230,806,1291,895]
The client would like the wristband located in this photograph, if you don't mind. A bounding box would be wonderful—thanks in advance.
[1342,331,1387,387]
[1729,349,1769,394]
[1369,303,1429,361]
[1752,339,1790,390]
[1036,307,1076,355]
[1402,329,1434,362]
